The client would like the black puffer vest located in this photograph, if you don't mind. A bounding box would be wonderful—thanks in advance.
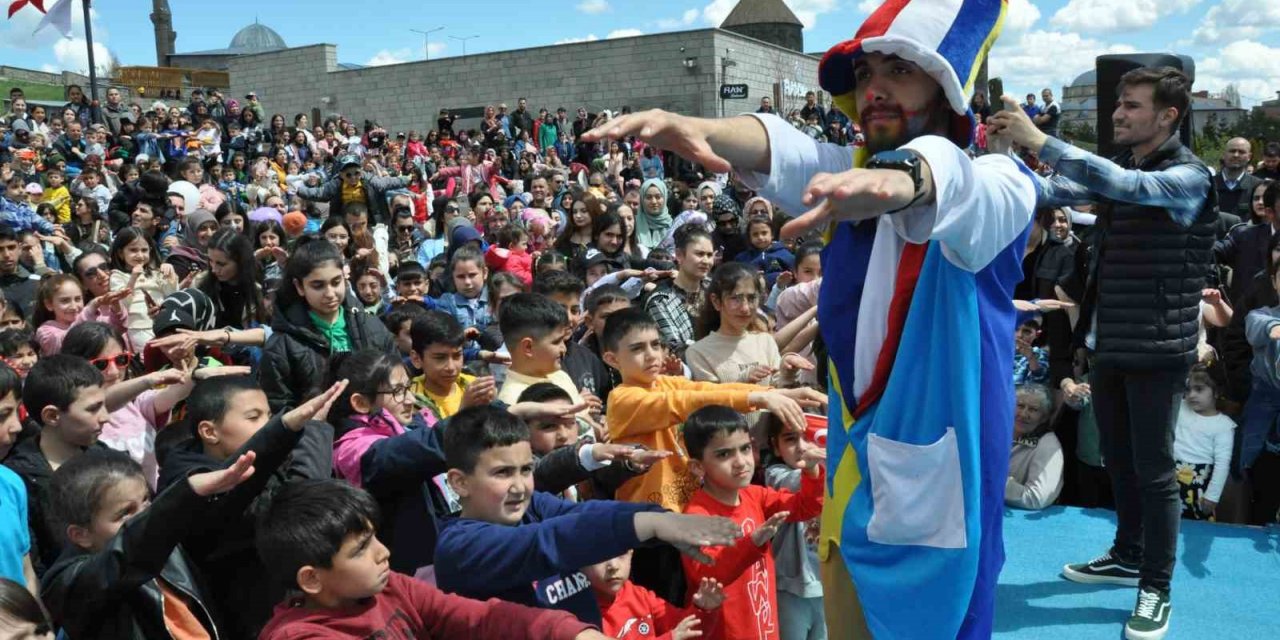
[1080,135,1217,370]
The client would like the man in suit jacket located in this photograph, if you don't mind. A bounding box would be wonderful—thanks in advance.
[1215,210,1276,303]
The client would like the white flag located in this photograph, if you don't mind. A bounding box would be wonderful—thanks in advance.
[33,0,73,38]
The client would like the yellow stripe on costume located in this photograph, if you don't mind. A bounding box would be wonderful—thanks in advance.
[818,365,861,563]
[962,2,1008,95]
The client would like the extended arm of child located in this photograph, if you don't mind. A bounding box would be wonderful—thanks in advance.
[44,452,258,622]
[401,575,602,639]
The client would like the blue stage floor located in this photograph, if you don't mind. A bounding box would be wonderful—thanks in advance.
[995,507,1280,639]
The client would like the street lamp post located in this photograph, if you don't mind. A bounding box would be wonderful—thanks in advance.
[449,34,478,57]
[409,26,445,61]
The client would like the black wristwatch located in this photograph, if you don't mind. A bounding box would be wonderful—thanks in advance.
[867,150,924,213]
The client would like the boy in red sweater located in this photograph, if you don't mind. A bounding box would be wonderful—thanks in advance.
[255,478,608,640]
[681,405,825,640]
[586,549,727,640]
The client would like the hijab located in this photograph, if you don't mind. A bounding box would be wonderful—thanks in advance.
[183,210,218,254]
[635,178,672,250]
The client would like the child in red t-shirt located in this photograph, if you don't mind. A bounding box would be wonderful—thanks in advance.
[585,549,726,640]
[680,405,825,640]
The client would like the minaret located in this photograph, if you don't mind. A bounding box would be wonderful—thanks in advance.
[150,0,176,66]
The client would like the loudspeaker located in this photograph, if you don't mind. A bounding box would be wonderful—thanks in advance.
[1095,54,1195,159]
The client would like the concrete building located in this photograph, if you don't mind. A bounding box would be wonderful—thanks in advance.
[226,27,822,136]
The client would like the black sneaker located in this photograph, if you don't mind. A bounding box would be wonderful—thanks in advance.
[1124,587,1171,640]
[1062,550,1140,586]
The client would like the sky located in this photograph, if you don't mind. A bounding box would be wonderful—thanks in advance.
[1,0,1277,107]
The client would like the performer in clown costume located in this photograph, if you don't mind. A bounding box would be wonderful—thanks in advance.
[584,1,1033,637]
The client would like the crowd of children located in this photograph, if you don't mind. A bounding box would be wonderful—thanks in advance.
[0,86,849,640]
[2,82,1278,639]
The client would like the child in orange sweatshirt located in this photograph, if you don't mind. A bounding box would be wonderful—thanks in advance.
[680,405,825,640]
[600,308,824,605]
[601,308,824,511]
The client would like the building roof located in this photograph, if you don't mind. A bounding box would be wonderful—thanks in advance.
[720,0,803,27]
[173,20,287,57]
[1069,69,1096,88]
[229,21,287,51]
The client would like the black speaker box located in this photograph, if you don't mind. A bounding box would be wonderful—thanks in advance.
[1094,53,1195,159]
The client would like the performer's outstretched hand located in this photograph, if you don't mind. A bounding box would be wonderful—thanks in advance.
[781,167,924,239]
[581,109,734,173]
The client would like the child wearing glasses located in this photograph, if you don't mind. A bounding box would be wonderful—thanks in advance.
[57,322,194,490]
[685,263,811,387]
[328,348,456,582]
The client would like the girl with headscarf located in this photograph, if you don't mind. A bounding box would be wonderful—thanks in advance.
[696,180,722,212]
[635,178,672,250]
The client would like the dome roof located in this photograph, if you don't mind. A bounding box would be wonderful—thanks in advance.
[720,0,803,27]
[229,21,286,52]
[1069,69,1096,88]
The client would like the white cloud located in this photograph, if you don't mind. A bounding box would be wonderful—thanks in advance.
[366,48,413,66]
[1050,0,1200,33]
[1191,0,1280,44]
[703,0,837,29]
[657,9,699,29]
[0,2,117,74]
[606,29,644,39]
[51,37,113,75]
[1004,0,1041,33]
[990,30,1137,96]
[555,34,600,45]
[1198,40,1280,107]
[856,0,882,13]
[702,0,736,25]
[576,0,609,14]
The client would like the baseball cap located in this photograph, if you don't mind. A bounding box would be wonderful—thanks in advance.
[245,91,257,98]
[337,155,361,171]
[583,249,622,272]
[23,183,43,195]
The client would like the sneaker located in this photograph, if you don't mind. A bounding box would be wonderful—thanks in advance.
[1062,550,1141,586]
[1124,587,1171,640]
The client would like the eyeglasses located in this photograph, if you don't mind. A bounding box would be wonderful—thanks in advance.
[445,206,460,213]
[396,225,416,234]
[88,352,133,371]
[79,264,107,279]
[378,384,412,402]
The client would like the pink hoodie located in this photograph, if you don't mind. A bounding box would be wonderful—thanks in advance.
[332,409,404,489]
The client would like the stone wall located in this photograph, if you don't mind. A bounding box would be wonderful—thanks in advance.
[227,30,821,134]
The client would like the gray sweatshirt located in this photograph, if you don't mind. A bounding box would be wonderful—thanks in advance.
[764,464,823,598]
[1245,306,1280,390]
[1005,432,1064,510]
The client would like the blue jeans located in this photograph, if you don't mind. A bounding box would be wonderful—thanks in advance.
[778,591,826,640]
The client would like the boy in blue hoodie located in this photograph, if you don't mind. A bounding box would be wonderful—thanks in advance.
[433,405,743,624]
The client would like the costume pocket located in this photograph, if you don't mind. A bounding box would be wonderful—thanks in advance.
[866,427,967,549]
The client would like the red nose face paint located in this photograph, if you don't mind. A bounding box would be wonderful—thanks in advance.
[864,89,876,104]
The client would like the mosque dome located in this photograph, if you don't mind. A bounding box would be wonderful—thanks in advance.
[229,21,286,52]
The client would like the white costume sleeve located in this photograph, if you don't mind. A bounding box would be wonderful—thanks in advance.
[738,118,1034,273]
[738,114,854,215]
[894,136,1038,272]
